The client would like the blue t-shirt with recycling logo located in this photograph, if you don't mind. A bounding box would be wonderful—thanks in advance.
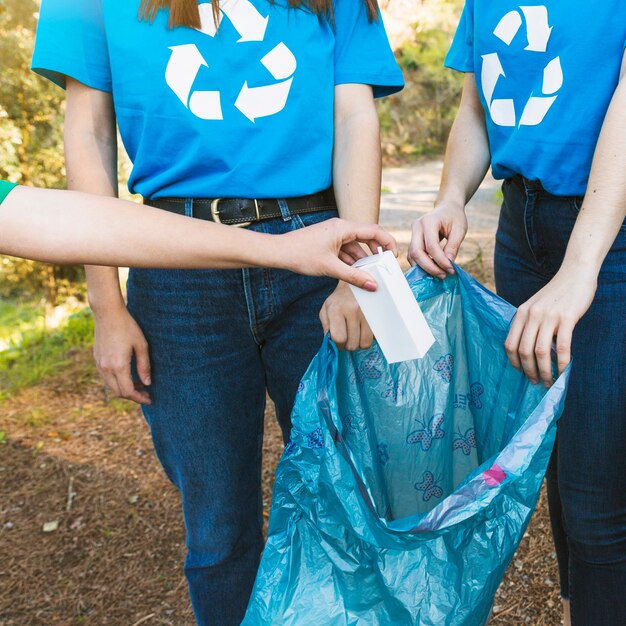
[446,1,626,196]
[33,0,403,199]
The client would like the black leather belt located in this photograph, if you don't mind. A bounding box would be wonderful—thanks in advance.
[145,187,337,227]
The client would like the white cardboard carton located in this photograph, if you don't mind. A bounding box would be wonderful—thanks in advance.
[349,249,435,364]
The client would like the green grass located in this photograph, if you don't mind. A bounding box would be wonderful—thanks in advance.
[0,299,47,350]
[0,308,94,398]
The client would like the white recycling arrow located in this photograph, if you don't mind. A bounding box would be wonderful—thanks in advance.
[494,11,522,46]
[520,6,552,52]
[235,78,293,122]
[261,42,297,80]
[519,96,557,126]
[165,44,223,120]
[481,53,516,127]
[197,0,268,42]
[542,57,563,95]
[481,52,505,105]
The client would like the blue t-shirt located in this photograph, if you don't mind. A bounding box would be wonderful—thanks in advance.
[446,1,626,196]
[32,0,403,199]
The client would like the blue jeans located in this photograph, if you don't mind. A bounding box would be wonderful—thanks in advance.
[127,203,338,626]
[494,177,626,626]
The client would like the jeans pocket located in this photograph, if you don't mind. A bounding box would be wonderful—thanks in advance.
[569,197,584,215]
[290,209,339,230]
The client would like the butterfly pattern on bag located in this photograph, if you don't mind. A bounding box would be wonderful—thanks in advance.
[469,382,484,409]
[414,470,444,502]
[377,443,390,466]
[453,428,477,456]
[351,352,384,384]
[433,354,454,383]
[343,413,363,436]
[382,380,402,403]
[407,413,446,451]
[305,428,325,449]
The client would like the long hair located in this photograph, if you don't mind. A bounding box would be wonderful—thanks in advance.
[139,0,379,29]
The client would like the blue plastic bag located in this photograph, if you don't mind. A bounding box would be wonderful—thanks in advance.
[243,267,570,626]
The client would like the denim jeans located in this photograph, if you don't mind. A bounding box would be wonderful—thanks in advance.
[494,177,626,626]
[126,202,338,626]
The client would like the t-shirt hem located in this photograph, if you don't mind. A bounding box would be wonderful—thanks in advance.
[31,55,112,93]
[0,181,18,205]
[444,53,474,74]
[334,71,405,98]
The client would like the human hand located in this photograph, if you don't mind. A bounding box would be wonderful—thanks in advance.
[505,267,598,386]
[407,202,468,279]
[319,280,373,351]
[93,305,152,404]
[281,218,397,291]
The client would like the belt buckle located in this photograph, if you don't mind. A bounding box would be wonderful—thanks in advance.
[211,198,260,228]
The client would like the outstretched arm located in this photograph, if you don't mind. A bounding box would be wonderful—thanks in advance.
[0,184,396,287]
[505,53,626,386]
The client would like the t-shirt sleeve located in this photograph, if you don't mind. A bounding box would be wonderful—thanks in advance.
[445,2,475,73]
[0,181,18,206]
[333,0,404,98]
[31,0,111,92]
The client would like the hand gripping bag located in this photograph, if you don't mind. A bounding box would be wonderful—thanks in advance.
[243,267,570,626]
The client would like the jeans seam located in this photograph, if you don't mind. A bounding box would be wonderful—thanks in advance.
[242,269,264,346]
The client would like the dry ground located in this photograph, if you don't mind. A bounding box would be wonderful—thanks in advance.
[1,341,562,626]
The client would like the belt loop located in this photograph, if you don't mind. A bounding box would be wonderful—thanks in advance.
[277,198,292,222]
[184,198,193,218]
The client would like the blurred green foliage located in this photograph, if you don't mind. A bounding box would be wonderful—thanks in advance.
[0,0,83,303]
[378,2,464,161]
[0,308,94,397]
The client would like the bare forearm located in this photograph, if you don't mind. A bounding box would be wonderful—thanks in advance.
[333,86,381,223]
[0,186,282,268]
[64,79,124,312]
[437,74,491,208]
[561,78,626,275]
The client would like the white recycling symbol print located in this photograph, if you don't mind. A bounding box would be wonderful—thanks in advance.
[481,6,563,127]
[165,0,297,122]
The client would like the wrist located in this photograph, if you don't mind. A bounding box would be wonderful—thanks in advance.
[560,250,604,279]
[433,198,466,214]
[556,258,600,284]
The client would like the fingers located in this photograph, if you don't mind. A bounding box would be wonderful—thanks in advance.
[319,305,330,335]
[346,222,397,255]
[329,314,348,351]
[517,316,541,385]
[320,285,367,351]
[359,319,374,350]
[135,339,152,387]
[506,305,564,387]
[408,220,447,279]
[555,321,575,375]
[504,313,525,371]
[115,360,151,405]
[332,262,377,292]
[443,220,468,271]
[423,223,454,275]
[535,323,556,387]
[344,310,362,352]
[340,241,368,262]
[96,346,152,405]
